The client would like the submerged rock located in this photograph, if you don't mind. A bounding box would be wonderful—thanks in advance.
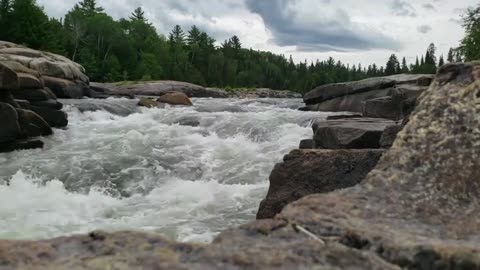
[137,97,160,108]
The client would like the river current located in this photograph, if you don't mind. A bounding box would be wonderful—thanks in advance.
[0,98,333,243]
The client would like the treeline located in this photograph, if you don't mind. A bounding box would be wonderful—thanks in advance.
[0,0,471,93]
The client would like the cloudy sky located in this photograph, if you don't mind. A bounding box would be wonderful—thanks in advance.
[37,0,477,67]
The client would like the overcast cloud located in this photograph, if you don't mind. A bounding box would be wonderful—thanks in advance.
[38,0,477,66]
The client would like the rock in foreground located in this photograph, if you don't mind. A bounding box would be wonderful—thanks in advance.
[2,62,480,269]
[257,149,384,219]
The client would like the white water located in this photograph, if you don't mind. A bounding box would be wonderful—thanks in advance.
[0,98,332,243]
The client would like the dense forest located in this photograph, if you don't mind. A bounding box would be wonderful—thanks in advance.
[0,0,475,93]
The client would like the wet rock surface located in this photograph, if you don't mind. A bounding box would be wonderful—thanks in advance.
[1,63,479,269]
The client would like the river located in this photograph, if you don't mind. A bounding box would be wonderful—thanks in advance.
[0,98,332,243]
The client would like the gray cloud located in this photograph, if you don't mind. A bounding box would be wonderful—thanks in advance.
[391,0,417,17]
[244,0,401,52]
[417,24,432,34]
[422,3,436,10]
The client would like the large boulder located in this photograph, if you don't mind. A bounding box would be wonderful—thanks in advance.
[313,117,395,149]
[0,41,89,99]
[157,92,193,106]
[304,74,434,114]
[0,102,20,143]
[257,149,384,219]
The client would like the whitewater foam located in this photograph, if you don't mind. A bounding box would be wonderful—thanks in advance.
[0,98,332,242]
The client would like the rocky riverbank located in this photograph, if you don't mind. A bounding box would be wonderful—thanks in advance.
[303,73,434,120]
[0,41,90,153]
[1,62,478,269]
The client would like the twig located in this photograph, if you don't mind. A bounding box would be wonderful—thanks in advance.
[292,224,325,245]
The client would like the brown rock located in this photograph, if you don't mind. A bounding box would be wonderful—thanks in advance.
[298,139,315,149]
[157,92,193,106]
[12,88,56,101]
[17,72,43,89]
[0,102,20,143]
[137,97,159,108]
[0,62,18,90]
[43,76,86,99]
[16,108,53,137]
[257,149,384,219]
[30,106,68,128]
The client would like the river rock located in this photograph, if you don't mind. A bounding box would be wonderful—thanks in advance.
[299,139,315,149]
[12,88,56,101]
[137,97,159,108]
[313,117,395,149]
[17,72,43,89]
[0,139,44,153]
[0,102,20,143]
[157,92,193,106]
[30,99,62,110]
[1,62,479,269]
[30,106,68,128]
[257,149,384,219]
[0,61,18,89]
[14,99,31,109]
[16,108,53,137]
[304,74,434,114]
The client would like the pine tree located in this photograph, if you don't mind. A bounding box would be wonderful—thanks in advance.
[130,7,145,21]
[78,0,103,16]
[438,55,445,67]
[401,57,409,73]
[385,54,400,75]
[447,48,455,63]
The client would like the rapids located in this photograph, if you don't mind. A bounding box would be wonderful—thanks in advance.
[0,98,334,243]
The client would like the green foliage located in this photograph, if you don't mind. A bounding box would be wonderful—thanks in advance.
[0,0,455,94]
[460,5,480,61]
